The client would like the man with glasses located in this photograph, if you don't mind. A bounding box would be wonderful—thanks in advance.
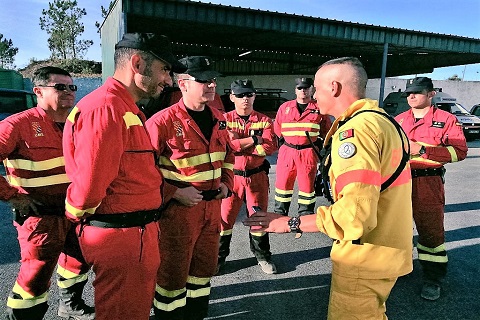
[0,66,94,320]
[145,55,234,320]
[273,78,331,235]
[395,77,467,301]
[216,79,277,275]
[63,33,185,320]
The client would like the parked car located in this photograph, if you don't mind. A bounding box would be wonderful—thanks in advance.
[0,88,36,121]
[470,104,480,117]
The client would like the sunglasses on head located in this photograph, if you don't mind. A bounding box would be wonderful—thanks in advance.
[182,77,216,84]
[39,83,78,92]
[234,92,255,98]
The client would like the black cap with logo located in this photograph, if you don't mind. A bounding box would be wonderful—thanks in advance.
[178,56,223,81]
[295,77,314,89]
[230,79,256,95]
[403,77,434,95]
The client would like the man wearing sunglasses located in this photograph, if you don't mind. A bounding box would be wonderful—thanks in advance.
[0,66,94,320]
[63,33,186,320]
[216,79,278,275]
[395,77,468,301]
[145,56,234,320]
[273,77,332,234]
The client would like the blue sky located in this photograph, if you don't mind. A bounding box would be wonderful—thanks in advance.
[1,0,479,80]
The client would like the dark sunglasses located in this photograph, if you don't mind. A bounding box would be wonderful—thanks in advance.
[183,77,216,84]
[234,92,255,98]
[39,83,78,92]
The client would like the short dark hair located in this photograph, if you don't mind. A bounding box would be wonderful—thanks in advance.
[114,47,155,74]
[320,57,368,97]
[32,66,72,87]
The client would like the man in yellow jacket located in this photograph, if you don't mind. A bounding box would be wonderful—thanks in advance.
[244,57,413,319]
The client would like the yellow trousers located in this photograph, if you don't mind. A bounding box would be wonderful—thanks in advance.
[328,274,397,320]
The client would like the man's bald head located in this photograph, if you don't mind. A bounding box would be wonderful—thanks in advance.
[318,57,368,99]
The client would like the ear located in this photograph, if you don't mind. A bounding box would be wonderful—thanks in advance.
[32,87,43,97]
[229,93,235,103]
[130,53,143,74]
[332,80,342,97]
[428,91,436,99]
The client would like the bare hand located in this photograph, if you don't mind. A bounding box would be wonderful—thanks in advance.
[215,183,230,200]
[409,140,423,155]
[8,194,42,218]
[173,186,203,207]
[243,211,291,233]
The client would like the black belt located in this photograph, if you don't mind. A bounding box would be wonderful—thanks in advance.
[36,205,65,216]
[411,167,445,178]
[201,189,221,201]
[233,166,264,177]
[87,209,160,228]
[284,142,313,150]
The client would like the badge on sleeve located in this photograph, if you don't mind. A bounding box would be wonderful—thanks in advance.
[432,121,445,128]
[339,129,354,141]
[338,142,356,159]
[218,121,227,130]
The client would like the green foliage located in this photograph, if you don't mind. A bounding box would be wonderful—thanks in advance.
[56,58,101,74]
[0,34,19,69]
[39,0,93,60]
[95,1,115,35]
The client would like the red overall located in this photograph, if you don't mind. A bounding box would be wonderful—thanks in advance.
[395,107,467,284]
[64,78,162,320]
[273,99,331,215]
[0,107,89,319]
[146,99,234,320]
[219,110,277,264]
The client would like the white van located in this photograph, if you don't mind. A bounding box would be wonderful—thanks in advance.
[383,89,480,141]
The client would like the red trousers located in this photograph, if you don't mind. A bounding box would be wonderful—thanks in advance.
[77,222,160,320]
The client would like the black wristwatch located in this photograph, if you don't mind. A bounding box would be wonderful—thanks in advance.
[419,146,426,155]
[288,216,302,233]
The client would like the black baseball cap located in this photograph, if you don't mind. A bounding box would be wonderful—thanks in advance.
[115,33,186,73]
[295,77,314,89]
[403,77,434,96]
[178,56,222,81]
[230,79,255,95]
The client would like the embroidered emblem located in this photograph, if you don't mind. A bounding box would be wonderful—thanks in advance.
[432,121,445,128]
[173,121,183,137]
[339,129,354,141]
[218,121,227,130]
[338,142,356,159]
[31,122,44,137]
[285,107,290,114]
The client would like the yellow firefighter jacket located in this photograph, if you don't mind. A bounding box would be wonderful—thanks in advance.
[317,99,413,279]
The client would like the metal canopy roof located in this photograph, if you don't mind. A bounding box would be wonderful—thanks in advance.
[116,0,480,78]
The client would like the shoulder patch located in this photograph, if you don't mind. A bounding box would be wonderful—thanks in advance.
[339,129,354,141]
[338,142,356,159]
[431,121,445,128]
[218,121,227,130]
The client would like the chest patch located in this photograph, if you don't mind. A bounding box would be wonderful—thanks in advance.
[338,142,356,159]
[431,121,445,128]
[173,121,183,137]
[31,121,44,137]
[339,129,354,141]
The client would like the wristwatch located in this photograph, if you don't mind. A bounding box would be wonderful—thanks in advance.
[288,216,302,233]
[419,146,426,155]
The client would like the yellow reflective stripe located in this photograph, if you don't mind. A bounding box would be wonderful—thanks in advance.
[156,285,186,298]
[298,198,317,205]
[153,286,186,312]
[250,122,270,129]
[65,200,100,218]
[220,229,233,236]
[5,157,65,171]
[298,190,315,197]
[187,275,210,286]
[187,286,210,298]
[160,168,221,183]
[226,121,243,129]
[275,188,294,195]
[159,152,226,169]
[222,162,234,170]
[249,231,266,236]
[7,174,70,188]
[56,274,88,289]
[275,195,292,202]
[12,282,34,299]
[282,131,319,137]
[446,146,458,162]
[67,106,79,124]
[123,112,143,129]
[7,282,48,309]
[281,123,320,129]
[417,243,446,253]
[255,145,266,156]
[418,253,448,263]
[56,265,81,279]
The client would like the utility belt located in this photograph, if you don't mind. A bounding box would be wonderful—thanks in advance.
[86,209,161,228]
[283,142,313,150]
[36,205,65,216]
[411,167,445,178]
[200,189,221,201]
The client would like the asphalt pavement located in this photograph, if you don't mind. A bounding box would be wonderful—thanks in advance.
[1,141,479,320]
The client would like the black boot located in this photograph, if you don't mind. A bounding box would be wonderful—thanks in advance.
[6,292,48,320]
[217,234,232,274]
[57,279,95,320]
[250,233,276,274]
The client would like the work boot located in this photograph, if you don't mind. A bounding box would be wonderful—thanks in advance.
[258,260,277,274]
[57,279,95,320]
[215,258,226,275]
[421,282,441,301]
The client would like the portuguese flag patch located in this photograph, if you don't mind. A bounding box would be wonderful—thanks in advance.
[339,129,354,141]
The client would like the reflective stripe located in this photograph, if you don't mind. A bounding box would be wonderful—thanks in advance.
[418,253,448,263]
[250,122,270,129]
[123,112,143,129]
[281,123,320,129]
[220,229,233,236]
[335,169,381,195]
[67,106,79,124]
[282,131,319,137]
[298,190,315,198]
[417,243,446,253]
[159,151,226,168]
[226,121,244,129]
[222,162,234,171]
[186,276,211,298]
[186,286,211,298]
[56,266,88,288]
[160,168,221,183]
[275,188,294,195]
[5,157,65,171]
[187,275,210,286]
[7,282,48,309]
[255,144,266,156]
[7,173,70,188]
[154,285,186,312]
[298,197,316,205]
[65,200,100,218]
[446,146,458,162]
[56,265,82,280]
[275,195,292,202]
[250,231,266,236]
[156,285,187,298]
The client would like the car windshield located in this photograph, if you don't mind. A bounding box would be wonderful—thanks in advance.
[436,103,471,115]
